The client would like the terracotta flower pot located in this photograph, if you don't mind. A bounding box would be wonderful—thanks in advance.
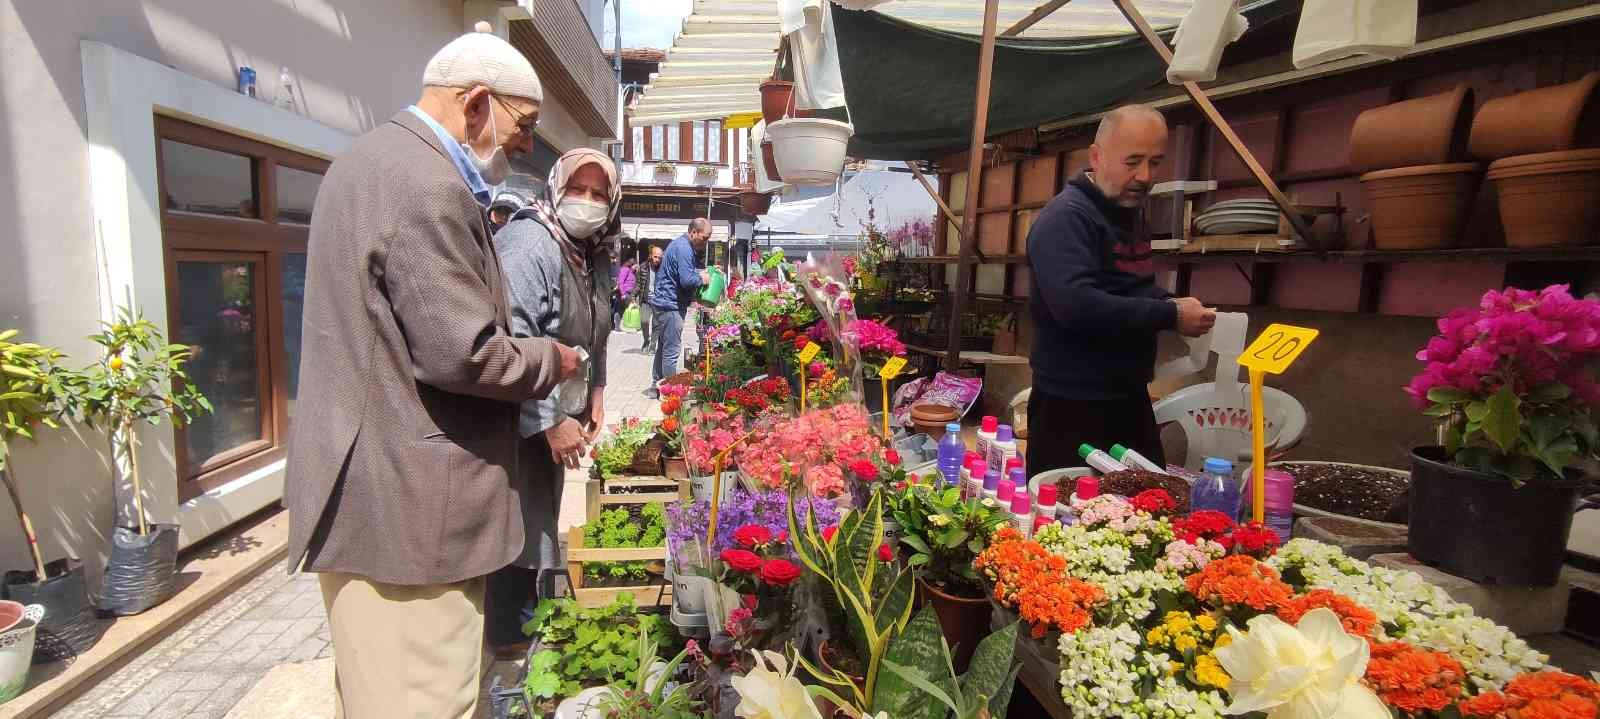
[663,455,689,480]
[738,190,772,216]
[918,577,990,673]
[1486,149,1600,248]
[761,141,782,182]
[814,638,865,711]
[1470,72,1600,160]
[759,80,795,126]
[1349,85,1475,173]
[1358,162,1481,250]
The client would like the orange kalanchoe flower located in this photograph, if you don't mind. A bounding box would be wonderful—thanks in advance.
[1184,555,1294,612]
[1278,589,1379,638]
[975,527,1104,638]
[1364,641,1466,714]
[1459,671,1600,718]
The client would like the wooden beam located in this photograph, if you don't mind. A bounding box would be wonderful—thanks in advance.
[1002,0,1073,37]
[904,160,985,263]
[1110,0,1321,254]
[947,0,1003,371]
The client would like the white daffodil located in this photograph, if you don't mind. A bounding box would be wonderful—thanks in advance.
[1213,608,1389,719]
[733,650,824,719]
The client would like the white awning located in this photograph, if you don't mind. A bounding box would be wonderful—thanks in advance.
[623,220,734,243]
[630,0,781,126]
[757,169,934,235]
[841,0,1193,38]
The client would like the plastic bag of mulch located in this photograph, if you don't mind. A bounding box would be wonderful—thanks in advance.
[98,525,180,616]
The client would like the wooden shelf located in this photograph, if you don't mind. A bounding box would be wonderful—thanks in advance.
[1156,247,1600,265]
[892,255,1030,265]
[906,344,1028,365]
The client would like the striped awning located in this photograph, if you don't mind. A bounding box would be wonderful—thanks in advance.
[629,0,780,126]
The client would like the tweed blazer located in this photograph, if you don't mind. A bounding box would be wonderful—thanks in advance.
[284,111,565,586]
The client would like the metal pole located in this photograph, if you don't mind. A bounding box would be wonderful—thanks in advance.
[612,0,622,82]
[945,0,1002,371]
[1110,0,1319,252]
[1003,0,1074,37]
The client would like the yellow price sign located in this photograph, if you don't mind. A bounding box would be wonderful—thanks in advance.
[879,356,908,380]
[1237,323,1319,375]
[797,341,822,365]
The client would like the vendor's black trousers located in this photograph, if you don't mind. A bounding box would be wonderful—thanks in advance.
[1025,388,1166,478]
[484,565,538,648]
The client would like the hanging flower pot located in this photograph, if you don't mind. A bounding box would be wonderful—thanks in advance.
[1485,148,1600,248]
[1358,162,1481,249]
[766,118,854,186]
[1349,85,1475,172]
[1470,71,1600,160]
[759,80,795,126]
[738,190,772,216]
[761,140,782,182]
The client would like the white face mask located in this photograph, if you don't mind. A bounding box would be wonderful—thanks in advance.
[557,197,610,239]
[468,94,511,186]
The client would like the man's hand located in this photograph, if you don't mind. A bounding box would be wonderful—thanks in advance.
[546,418,587,470]
[554,343,581,381]
[1173,297,1217,338]
[584,386,605,442]
[697,269,710,286]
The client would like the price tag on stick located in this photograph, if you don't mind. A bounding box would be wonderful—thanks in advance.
[1236,324,1319,523]
[878,357,907,437]
[797,342,822,365]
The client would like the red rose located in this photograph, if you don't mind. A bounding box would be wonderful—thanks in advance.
[734,524,774,549]
[821,526,838,544]
[850,460,880,482]
[720,549,763,573]
[759,558,802,586]
[885,449,901,466]
[741,593,759,610]
[794,335,810,350]
[877,543,893,562]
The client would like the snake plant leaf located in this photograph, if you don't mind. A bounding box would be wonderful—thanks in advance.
[961,620,1019,717]
[873,607,950,719]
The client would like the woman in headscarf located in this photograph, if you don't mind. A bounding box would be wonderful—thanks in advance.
[487,148,621,658]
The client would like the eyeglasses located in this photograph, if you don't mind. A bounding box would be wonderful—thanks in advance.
[492,94,539,136]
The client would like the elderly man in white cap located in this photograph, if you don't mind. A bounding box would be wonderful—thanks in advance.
[283,23,579,718]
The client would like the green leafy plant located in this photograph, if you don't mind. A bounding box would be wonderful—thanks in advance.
[890,483,1010,599]
[77,306,210,535]
[590,624,701,719]
[583,504,666,585]
[521,594,674,700]
[594,418,657,480]
[788,490,914,709]
[875,608,1020,719]
[0,330,83,580]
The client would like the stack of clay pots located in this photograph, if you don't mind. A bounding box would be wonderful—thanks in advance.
[1350,84,1481,250]
[758,80,813,182]
[1470,72,1600,248]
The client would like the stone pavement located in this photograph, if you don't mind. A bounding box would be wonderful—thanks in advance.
[54,326,680,718]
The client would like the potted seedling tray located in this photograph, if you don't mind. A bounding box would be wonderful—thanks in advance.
[584,474,687,526]
[565,526,671,609]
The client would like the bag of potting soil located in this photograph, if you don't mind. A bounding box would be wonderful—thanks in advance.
[98,525,180,616]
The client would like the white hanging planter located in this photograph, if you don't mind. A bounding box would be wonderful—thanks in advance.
[766,118,854,186]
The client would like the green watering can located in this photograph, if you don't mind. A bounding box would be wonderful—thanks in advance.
[698,266,727,305]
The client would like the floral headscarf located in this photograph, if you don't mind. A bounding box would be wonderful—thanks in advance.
[520,147,621,270]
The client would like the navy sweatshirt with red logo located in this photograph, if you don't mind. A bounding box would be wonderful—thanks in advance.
[1026,172,1177,401]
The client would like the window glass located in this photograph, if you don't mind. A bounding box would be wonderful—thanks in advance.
[666,125,681,162]
[281,253,307,423]
[631,126,643,161]
[649,126,665,161]
[708,121,722,163]
[692,120,707,162]
[162,140,258,218]
[174,259,262,472]
[275,166,321,225]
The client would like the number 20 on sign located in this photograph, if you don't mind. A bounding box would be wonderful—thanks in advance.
[1237,324,1318,524]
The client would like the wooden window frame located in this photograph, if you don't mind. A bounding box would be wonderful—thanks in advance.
[154,115,329,500]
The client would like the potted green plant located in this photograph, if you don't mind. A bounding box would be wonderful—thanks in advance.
[888,481,1009,673]
[1403,284,1600,585]
[0,330,100,661]
[695,164,719,179]
[78,307,209,615]
[653,161,676,177]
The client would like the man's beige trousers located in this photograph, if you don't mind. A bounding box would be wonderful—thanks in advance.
[319,573,485,719]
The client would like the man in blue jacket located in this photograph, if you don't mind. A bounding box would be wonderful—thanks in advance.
[646,218,710,397]
[1025,105,1215,476]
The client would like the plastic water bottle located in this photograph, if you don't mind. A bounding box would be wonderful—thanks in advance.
[937,423,965,486]
[276,66,296,112]
[1078,444,1129,474]
[1263,468,1295,542]
[1191,457,1242,518]
[1109,444,1167,474]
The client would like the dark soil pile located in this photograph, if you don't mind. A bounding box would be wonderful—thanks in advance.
[1283,463,1410,523]
[1099,469,1193,512]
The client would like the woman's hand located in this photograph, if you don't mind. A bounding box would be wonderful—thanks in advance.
[546,418,587,470]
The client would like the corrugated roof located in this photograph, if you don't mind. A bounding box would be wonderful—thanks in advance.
[630,0,1194,126]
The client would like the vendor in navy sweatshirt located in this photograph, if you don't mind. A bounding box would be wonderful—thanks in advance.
[1025,105,1216,477]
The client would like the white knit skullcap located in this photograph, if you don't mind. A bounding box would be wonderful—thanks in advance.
[422,22,543,102]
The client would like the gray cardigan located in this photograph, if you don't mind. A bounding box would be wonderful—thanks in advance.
[493,217,612,438]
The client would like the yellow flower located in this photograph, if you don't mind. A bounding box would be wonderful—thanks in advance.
[1147,627,1166,645]
[1169,661,1184,677]
[1195,654,1231,689]
[1196,614,1218,633]
[1214,632,1232,649]
[929,514,951,527]
[1212,608,1388,719]
[1174,635,1199,653]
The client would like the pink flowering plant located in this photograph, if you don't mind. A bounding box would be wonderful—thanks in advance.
[1405,285,1600,484]
[732,404,882,498]
[839,318,906,377]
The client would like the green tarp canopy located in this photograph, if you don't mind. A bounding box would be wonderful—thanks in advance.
[825,0,1297,160]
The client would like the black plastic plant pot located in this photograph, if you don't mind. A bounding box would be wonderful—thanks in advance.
[3,558,103,662]
[98,524,180,616]
[1408,446,1585,586]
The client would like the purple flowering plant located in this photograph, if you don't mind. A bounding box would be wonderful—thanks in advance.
[1405,285,1600,484]
[665,487,842,565]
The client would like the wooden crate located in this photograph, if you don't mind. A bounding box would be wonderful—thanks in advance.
[584,474,689,525]
[566,525,672,608]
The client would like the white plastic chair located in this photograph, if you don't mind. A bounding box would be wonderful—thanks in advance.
[1154,381,1307,471]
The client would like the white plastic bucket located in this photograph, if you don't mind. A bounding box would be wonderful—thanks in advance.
[766,118,854,186]
[1028,467,1095,505]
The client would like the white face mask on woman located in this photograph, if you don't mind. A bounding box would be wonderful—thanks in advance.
[468,94,511,186]
[557,198,609,239]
